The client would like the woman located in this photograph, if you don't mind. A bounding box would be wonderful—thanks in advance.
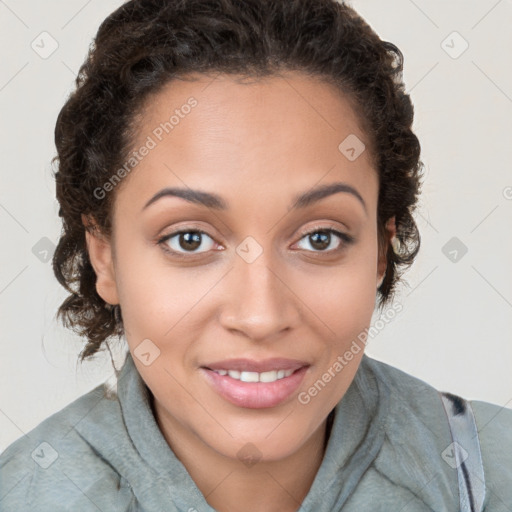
[1,0,510,510]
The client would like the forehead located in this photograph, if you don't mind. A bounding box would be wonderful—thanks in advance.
[117,71,378,213]
[133,70,371,152]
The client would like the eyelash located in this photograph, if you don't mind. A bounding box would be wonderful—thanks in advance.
[157,225,355,259]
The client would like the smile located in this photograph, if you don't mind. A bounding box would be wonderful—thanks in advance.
[200,359,310,409]
[211,369,295,383]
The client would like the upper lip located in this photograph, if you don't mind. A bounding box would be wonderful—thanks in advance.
[202,358,309,373]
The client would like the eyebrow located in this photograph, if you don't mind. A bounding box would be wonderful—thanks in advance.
[142,181,367,214]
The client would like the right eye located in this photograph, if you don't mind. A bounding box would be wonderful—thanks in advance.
[157,229,219,258]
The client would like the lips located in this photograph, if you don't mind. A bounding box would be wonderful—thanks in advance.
[200,357,310,409]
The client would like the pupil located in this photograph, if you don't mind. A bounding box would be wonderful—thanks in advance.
[180,232,201,251]
[310,231,329,250]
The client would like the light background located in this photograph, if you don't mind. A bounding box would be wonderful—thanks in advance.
[1,0,511,452]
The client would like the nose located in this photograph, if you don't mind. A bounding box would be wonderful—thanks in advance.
[218,248,301,342]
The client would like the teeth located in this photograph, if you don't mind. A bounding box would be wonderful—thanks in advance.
[260,370,278,383]
[214,368,295,383]
[240,371,259,383]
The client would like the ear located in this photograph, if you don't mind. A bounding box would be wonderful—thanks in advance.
[82,214,119,305]
[377,216,397,288]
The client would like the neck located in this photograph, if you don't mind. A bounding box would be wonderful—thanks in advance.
[153,397,333,512]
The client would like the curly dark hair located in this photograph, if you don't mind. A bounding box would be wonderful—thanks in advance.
[52,0,423,362]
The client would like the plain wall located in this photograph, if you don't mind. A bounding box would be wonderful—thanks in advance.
[1,0,511,452]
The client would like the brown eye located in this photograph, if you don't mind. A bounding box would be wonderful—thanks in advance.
[177,232,202,251]
[296,228,354,253]
[159,229,216,256]
[307,231,331,251]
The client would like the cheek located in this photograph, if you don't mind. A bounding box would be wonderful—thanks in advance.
[305,246,378,358]
[313,272,376,348]
[290,261,378,434]
[117,263,221,345]
[309,236,378,314]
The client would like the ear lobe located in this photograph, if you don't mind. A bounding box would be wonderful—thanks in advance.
[377,216,397,287]
[82,214,119,305]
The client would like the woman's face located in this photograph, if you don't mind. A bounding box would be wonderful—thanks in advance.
[87,71,393,462]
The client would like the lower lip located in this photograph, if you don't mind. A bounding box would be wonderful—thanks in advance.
[201,366,309,409]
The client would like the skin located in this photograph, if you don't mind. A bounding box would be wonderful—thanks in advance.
[84,71,396,512]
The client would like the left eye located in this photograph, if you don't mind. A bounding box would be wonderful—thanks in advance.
[296,228,352,253]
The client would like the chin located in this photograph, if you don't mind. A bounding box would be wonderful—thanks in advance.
[200,409,323,463]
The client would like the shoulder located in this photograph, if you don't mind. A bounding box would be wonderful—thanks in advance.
[470,399,512,510]
[361,354,451,420]
[0,383,134,511]
[362,355,512,509]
